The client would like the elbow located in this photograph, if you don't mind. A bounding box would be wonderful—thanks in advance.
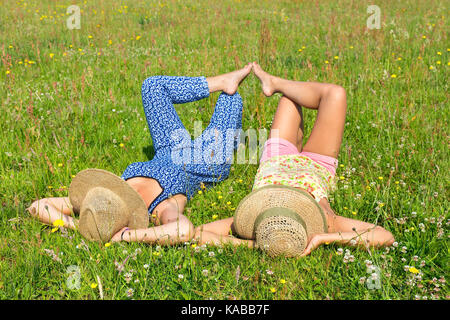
[27,199,47,217]
[375,226,395,247]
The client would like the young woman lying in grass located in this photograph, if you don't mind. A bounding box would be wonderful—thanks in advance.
[27,65,254,245]
[193,62,395,256]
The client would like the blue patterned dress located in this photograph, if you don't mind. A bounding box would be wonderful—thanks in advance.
[121,76,243,214]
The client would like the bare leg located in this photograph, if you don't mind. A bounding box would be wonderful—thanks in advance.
[253,62,347,158]
[27,197,78,230]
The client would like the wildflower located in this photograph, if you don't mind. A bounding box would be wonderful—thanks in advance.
[324,60,329,64]
[53,219,64,227]
[266,269,274,275]
[422,35,427,39]
[178,274,184,280]
[336,248,343,255]
[126,288,134,297]
[270,287,276,293]
[212,215,218,220]
[153,251,160,256]
[49,53,54,58]
[409,267,420,274]
[226,201,231,205]
[143,264,149,269]
[202,269,209,276]
[280,279,286,284]
[208,251,215,257]
[124,272,132,283]
[104,242,111,247]
[391,74,397,78]
[135,35,141,40]
[429,66,434,70]
[198,190,202,195]
[334,56,339,59]
[90,283,98,289]
[401,246,407,253]
[119,143,124,148]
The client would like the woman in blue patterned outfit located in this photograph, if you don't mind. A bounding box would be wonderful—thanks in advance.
[28,64,253,245]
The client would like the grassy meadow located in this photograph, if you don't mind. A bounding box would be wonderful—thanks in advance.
[0,0,448,300]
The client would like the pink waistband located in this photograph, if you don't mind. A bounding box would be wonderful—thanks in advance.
[260,138,338,175]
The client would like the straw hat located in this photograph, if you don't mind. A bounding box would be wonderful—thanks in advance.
[68,168,149,242]
[233,185,327,257]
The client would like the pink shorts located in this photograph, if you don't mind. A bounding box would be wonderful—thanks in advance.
[260,138,338,176]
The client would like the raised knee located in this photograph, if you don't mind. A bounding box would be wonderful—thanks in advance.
[142,76,163,92]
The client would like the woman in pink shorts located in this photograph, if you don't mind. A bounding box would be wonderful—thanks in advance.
[194,62,394,256]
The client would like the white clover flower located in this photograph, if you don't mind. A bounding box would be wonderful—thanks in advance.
[208,251,215,257]
[178,274,184,280]
[126,288,134,297]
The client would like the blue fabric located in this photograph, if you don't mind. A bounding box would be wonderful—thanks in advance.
[121,76,243,214]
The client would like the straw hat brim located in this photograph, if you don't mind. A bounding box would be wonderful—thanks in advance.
[69,168,149,229]
[233,185,327,239]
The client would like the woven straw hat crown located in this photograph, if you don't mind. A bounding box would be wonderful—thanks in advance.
[233,185,327,257]
[69,168,149,242]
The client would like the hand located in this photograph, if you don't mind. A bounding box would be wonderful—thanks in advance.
[301,233,329,257]
[110,227,130,243]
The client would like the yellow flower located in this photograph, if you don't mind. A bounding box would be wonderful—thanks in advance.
[238,179,243,183]
[280,279,286,284]
[6,70,10,75]
[270,287,276,293]
[88,35,93,39]
[436,61,441,65]
[409,267,419,274]
[349,46,354,49]
[191,244,197,248]
[51,227,59,233]
[334,56,339,59]
[90,283,98,288]
[378,176,383,180]
[135,35,141,40]
[429,66,434,70]
[53,219,64,227]
[153,251,160,256]
[58,163,63,167]
[198,190,203,195]
[212,215,218,220]
[119,143,124,148]
[422,35,427,39]
[218,195,223,199]
[324,60,329,64]
[437,51,442,55]
[352,211,357,215]
[104,242,111,247]
[298,49,302,52]
[49,53,54,58]
[391,74,397,78]
[226,201,231,205]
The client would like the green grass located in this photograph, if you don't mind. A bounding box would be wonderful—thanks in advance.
[0,0,448,300]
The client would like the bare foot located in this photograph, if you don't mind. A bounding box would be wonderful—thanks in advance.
[252,62,275,96]
[221,63,252,95]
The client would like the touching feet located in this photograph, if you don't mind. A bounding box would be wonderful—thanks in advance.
[208,61,275,96]
[252,62,276,96]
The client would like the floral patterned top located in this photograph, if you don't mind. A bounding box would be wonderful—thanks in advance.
[252,154,336,202]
